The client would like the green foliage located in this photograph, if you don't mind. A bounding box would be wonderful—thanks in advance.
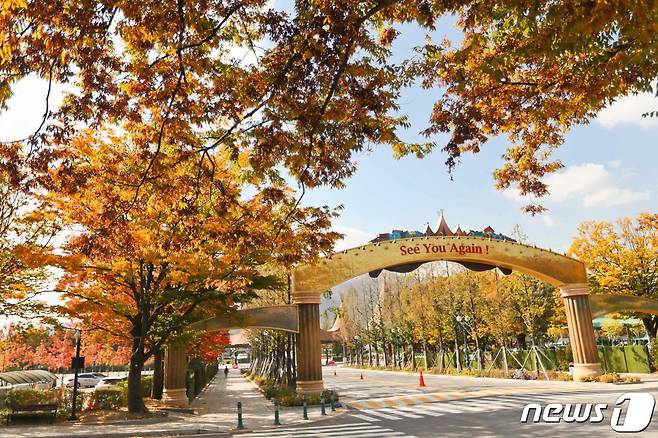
[246,373,339,407]
[116,375,153,398]
[5,388,58,407]
[88,389,126,411]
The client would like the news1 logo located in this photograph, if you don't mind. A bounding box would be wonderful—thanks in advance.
[520,392,655,433]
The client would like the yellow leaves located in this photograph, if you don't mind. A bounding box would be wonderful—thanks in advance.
[570,213,657,298]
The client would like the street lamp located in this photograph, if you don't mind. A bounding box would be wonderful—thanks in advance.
[69,329,82,421]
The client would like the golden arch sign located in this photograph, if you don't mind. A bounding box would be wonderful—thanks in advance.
[291,236,602,394]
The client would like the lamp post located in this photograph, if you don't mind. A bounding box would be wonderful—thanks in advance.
[69,329,82,421]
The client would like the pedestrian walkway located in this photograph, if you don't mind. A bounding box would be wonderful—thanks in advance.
[345,391,608,423]
[188,369,341,429]
[237,421,416,438]
[1,369,341,437]
[342,384,596,410]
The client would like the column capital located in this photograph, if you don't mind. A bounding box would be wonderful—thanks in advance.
[292,290,322,304]
[560,283,590,298]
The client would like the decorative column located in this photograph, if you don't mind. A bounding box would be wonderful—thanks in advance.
[294,291,323,395]
[162,347,189,407]
[561,283,602,380]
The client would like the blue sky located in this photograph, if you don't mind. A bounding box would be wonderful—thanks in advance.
[1,12,656,256]
[303,19,657,254]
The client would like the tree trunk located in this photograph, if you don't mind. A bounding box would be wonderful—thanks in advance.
[127,343,146,413]
[374,340,380,367]
[285,333,292,386]
[423,340,429,370]
[151,349,164,399]
[642,316,658,339]
[411,344,417,370]
[516,333,527,349]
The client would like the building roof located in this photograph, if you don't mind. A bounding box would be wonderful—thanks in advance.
[483,226,495,232]
[434,214,454,236]
[0,370,57,386]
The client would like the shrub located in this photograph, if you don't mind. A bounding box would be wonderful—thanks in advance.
[116,375,153,398]
[6,388,59,407]
[511,369,536,380]
[87,389,126,410]
[598,373,621,383]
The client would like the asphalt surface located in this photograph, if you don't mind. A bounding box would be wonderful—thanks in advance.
[229,366,658,437]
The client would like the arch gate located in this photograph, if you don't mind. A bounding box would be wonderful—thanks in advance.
[291,236,602,394]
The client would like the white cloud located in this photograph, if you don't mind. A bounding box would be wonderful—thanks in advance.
[583,187,650,207]
[544,163,609,202]
[332,225,375,252]
[503,163,651,208]
[596,92,658,129]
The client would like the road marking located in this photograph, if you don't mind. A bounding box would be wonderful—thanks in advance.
[351,413,381,422]
[398,405,445,417]
[239,422,381,437]
[362,408,404,420]
[380,407,423,418]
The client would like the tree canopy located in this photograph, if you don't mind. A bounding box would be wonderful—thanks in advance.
[1,1,656,210]
[570,213,658,336]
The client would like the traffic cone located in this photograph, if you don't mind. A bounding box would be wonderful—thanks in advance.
[360,372,364,380]
[419,369,426,387]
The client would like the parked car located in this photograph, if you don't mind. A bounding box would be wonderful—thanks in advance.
[95,376,126,390]
[66,373,102,388]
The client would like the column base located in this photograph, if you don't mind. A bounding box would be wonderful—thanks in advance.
[573,362,602,381]
[162,388,189,407]
[296,380,324,395]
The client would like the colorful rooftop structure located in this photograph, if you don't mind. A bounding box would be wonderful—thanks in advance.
[367,213,515,278]
[370,213,515,243]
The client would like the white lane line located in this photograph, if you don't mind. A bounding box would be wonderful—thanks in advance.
[420,403,470,414]
[242,426,382,438]
[350,413,381,422]
[379,407,423,418]
[240,422,371,434]
[331,433,409,438]
[362,408,404,420]
[399,405,445,416]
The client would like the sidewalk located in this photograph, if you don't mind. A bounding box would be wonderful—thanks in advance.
[1,371,343,437]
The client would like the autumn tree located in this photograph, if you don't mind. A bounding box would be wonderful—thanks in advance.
[3,1,656,215]
[416,1,658,212]
[0,172,58,316]
[570,213,658,337]
[47,134,337,412]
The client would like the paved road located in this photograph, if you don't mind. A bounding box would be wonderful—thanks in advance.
[233,367,658,437]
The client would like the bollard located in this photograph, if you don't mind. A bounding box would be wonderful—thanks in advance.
[330,393,336,412]
[320,396,326,416]
[419,369,426,387]
[302,395,309,420]
[274,399,281,426]
[237,401,244,429]
[360,372,364,380]
[333,370,337,376]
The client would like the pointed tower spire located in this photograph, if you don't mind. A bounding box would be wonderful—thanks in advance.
[424,222,434,236]
[435,210,454,236]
